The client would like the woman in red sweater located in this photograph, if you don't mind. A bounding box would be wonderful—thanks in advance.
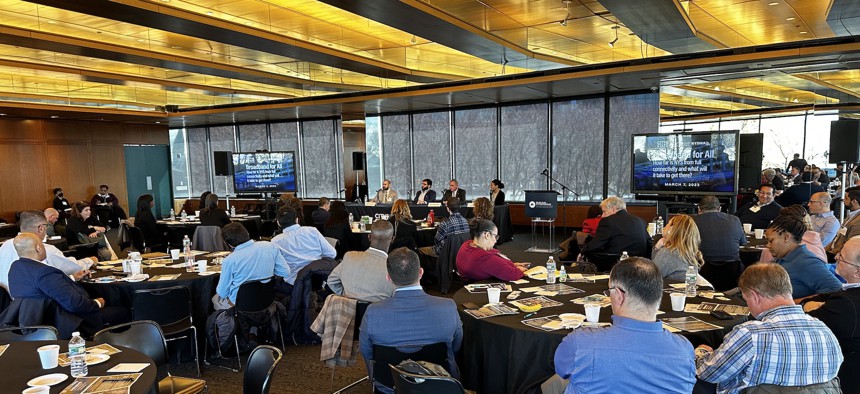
[581,205,603,236]
[456,220,527,281]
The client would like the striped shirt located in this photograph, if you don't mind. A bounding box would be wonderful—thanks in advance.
[696,305,843,394]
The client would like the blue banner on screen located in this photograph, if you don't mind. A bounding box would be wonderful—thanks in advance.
[631,131,739,195]
[232,151,297,193]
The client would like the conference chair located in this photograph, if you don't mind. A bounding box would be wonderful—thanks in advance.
[436,232,471,294]
[94,320,206,394]
[243,345,283,394]
[0,325,58,342]
[370,343,449,394]
[132,286,200,377]
[389,363,466,394]
[700,260,745,291]
[127,224,166,253]
[192,225,229,252]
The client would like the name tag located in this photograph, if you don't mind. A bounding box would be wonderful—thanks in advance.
[62,201,68,206]
[428,203,442,207]
[839,227,848,236]
[749,206,760,213]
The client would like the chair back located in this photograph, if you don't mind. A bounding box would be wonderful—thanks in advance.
[700,260,745,291]
[0,325,58,342]
[372,342,449,391]
[260,220,278,239]
[438,232,471,293]
[0,286,10,314]
[127,225,147,252]
[64,243,99,260]
[324,237,339,249]
[132,286,192,328]
[585,253,621,272]
[192,225,229,252]
[353,301,370,339]
[390,364,465,394]
[243,345,283,394]
[93,320,169,367]
[236,277,276,313]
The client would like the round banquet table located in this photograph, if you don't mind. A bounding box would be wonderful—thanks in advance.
[452,277,749,394]
[739,234,767,266]
[1,340,157,394]
[346,225,437,252]
[157,215,262,247]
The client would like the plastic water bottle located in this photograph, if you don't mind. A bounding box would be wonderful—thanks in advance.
[655,216,664,235]
[558,265,567,282]
[546,256,556,284]
[183,235,193,272]
[348,213,354,224]
[180,210,187,222]
[428,210,435,226]
[620,251,629,261]
[69,331,87,377]
[169,208,175,220]
[230,206,236,216]
[685,263,698,297]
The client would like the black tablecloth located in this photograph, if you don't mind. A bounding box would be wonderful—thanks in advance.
[345,227,437,252]
[452,278,748,394]
[344,203,513,244]
[0,223,18,239]
[3,340,157,394]
[157,216,262,248]
[740,235,767,266]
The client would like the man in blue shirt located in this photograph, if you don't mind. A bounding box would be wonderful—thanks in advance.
[765,215,842,299]
[212,222,290,310]
[542,257,695,394]
[808,192,839,247]
[270,207,336,287]
[418,197,469,258]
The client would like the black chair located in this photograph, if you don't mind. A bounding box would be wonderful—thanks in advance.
[0,286,11,315]
[584,253,622,272]
[371,342,449,393]
[0,325,58,342]
[700,260,745,291]
[132,286,200,377]
[128,224,165,253]
[565,261,597,273]
[63,242,99,260]
[243,345,283,394]
[94,320,206,394]
[436,232,471,294]
[389,363,465,394]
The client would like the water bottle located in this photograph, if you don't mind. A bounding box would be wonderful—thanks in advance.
[428,210,435,226]
[620,251,629,261]
[169,208,175,220]
[183,235,193,272]
[69,331,87,377]
[230,206,236,216]
[685,263,698,297]
[558,265,567,282]
[655,216,664,235]
[180,210,187,222]
[348,213,354,224]
[546,256,556,284]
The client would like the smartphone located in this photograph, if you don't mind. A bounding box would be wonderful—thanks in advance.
[462,302,481,310]
[710,310,733,320]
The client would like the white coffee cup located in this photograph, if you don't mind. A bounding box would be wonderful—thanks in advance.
[670,293,687,312]
[584,303,601,323]
[170,249,180,260]
[195,210,201,218]
[197,260,207,273]
[130,260,142,276]
[743,223,752,234]
[37,344,59,369]
[23,386,50,394]
[754,229,764,239]
[487,288,501,304]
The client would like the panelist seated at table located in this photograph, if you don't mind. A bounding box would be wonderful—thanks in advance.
[327,220,396,302]
[359,248,463,394]
[388,200,418,251]
[735,184,782,230]
[542,257,696,394]
[766,215,842,299]
[695,263,843,393]
[65,201,112,261]
[581,196,651,258]
[271,207,336,290]
[456,220,526,282]
[89,184,127,228]
[213,222,291,310]
[371,179,398,204]
[441,179,466,204]
[489,179,505,206]
[8,233,129,337]
[413,178,437,204]
[52,187,71,219]
[198,193,231,228]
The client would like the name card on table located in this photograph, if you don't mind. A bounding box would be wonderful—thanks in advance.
[428,203,442,207]
[365,202,377,206]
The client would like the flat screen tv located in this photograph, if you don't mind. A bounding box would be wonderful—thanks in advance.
[232,151,297,193]
[631,131,739,195]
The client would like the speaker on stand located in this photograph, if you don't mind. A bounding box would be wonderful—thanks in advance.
[351,152,368,201]
[213,151,234,211]
[829,119,860,222]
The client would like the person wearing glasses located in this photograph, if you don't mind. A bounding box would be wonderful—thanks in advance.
[827,190,860,256]
[542,257,695,394]
[803,236,860,392]
[764,215,841,299]
[736,184,782,230]
[776,171,825,207]
[581,196,651,259]
[455,220,526,281]
[808,192,839,247]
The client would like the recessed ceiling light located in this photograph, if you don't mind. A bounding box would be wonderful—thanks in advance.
[156,121,161,124]
[50,115,59,119]
[786,17,795,21]
[170,45,182,49]
[800,31,808,34]
[206,11,213,15]
[46,20,56,24]
[137,39,145,42]
[768,2,779,5]
[0,114,6,116]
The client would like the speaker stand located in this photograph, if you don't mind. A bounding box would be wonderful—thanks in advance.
[224,177,230,212]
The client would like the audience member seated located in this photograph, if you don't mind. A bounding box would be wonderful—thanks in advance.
[696,263,843,392]
[441,179,466,204]
[581,205,602,236]
[279,194,304,225]
[43,208,60,237]
[212,222,290,310]
[469,197,494,227]
[413,178,436,204]
[271,207,336,294]
[311,197,331,230]
[761,168,784,192]
[198,191,211,211]
[735,184,782,230]
[322,201,351,257]
[8,233,128,337]
[371,179,398,204]
[808,192,839,247]
[542,257,695,394]
[651,215,712,287]
[0,210,91,293]
[52,187,71,219]
[693,195,747,262]
[133,194,164,248]
[328,220,396,302]
[804,237,860,393]
[489,179,505,206]
[776,172,825,207]
[765,215,842,299]
[198,193,231,228]
[65,201,111,261]
[456,220,526,282]
[759,205,826,263]
[388,200,418,251]
[827,190,860,256]
[582,196,651,259]
[359,248,463,394]
[89,184,127,228]
[418,198,469,258]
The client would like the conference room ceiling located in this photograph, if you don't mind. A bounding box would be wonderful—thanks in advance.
[0,0,857,125]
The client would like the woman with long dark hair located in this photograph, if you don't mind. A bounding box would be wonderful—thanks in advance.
[490,179,506,206]
[65,201,111,260]
[323,201,351,257]
[135,194,163,246]
[198,193,231,228]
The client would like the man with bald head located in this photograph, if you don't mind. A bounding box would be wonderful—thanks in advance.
[807,191,839,247]
[327,220,396,302]
[43,208,59,237]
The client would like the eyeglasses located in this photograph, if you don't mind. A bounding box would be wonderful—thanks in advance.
[484,231,500,241]
[836,253,860,270]
[602,286,626,297]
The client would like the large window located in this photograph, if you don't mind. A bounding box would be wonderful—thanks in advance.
[454,107,498,200]
[187,127,210,198]
[412,111,452,200]
[365,116,382,194]
[208,125,236,196]
[552,98,605,201]
[501,103,548,201]
[805,113,838,167]
[169,129,190,199]
[608,94,660,197]
[381,115,412,196]
[301,119,341,198]
[760,115,805,170]
[238,124,268,152]
[270,122,301,193]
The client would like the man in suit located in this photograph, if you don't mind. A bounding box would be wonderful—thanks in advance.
[827,190,860,255]
[693,195,747,262]
[8,233,128,336]
[413,178,436,204]
[327,220,395,302]
[441,179,466,204]
[371,179,398,204]
[359,248,463,394]
[776,171,824,207]
[582,196,651,258]
[736,184,782,230]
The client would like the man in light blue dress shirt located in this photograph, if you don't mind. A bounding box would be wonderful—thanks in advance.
[270,207,336,286]
[808,192,839,247]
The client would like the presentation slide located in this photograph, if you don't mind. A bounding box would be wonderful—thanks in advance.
[631,131,738,195]
[232,151,297,193]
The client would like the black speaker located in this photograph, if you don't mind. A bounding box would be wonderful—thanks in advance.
[830,119,860,163]
[352,152,365,171]
[738,134,763,190]
[214,151,234,176]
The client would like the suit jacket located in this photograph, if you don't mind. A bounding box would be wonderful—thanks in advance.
[413,189,437,204]
[90,193,120,207]
[582,210,651,257]
[327,248,395,302]
[441,189,466,204]
[490,190,505,206]
[372,189,398,204]
[827,212,860,254]
[776,182,824,207]
[359,288,463,378]
[693,211,747,261]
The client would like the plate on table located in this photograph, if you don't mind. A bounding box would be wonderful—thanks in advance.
[199,271,218,276]
[124,274,149,283]
[27,373,68,386]
[93,277,116,283]
[86,353,110,365]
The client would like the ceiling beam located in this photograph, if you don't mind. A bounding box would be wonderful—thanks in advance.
[600,0,725,54]
[792,73,860,100]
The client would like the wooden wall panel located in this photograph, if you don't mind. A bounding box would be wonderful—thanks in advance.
[0,143,47,215]
[342,130,366,201]
[91,144,127,209]
[47,143,94,204]
[0,119,43,141]
[508,203,657,227]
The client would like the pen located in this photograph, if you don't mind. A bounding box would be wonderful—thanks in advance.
[523,312,536,319]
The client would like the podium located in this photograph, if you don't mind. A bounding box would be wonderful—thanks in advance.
[524,190,560,253]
